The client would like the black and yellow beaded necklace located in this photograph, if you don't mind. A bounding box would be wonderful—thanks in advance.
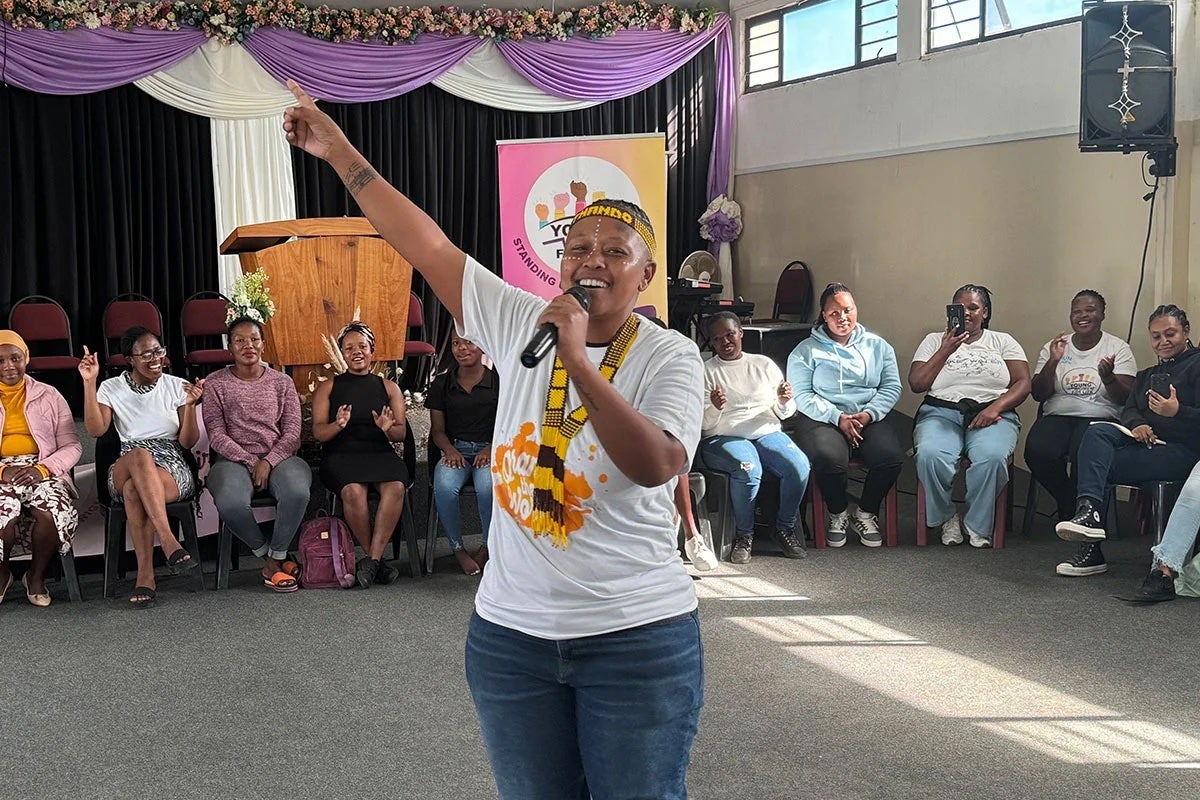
[530,313,640,547]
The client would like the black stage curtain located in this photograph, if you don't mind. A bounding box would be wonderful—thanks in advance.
[0,82,219,386]
[293,44,716,363]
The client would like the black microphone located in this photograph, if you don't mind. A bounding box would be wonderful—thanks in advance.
[520,286,591,368]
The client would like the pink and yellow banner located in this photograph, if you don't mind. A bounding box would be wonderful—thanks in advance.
[496,133,668,319]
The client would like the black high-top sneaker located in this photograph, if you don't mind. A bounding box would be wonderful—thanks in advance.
[1055,542,1108,576]
[1055,498,1105,542]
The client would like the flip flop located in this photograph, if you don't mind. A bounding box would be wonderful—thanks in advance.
[129,586,157,609]
[167,549,198,572]
[280,560,302,578]
[264,571,299,593]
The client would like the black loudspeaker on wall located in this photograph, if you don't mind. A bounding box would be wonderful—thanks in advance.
[1079,0,1176,175]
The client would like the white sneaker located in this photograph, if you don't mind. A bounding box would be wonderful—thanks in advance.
[685,535,718,571]
[826,510,850,547]
[967,528,992,548]
[940,514,964,546]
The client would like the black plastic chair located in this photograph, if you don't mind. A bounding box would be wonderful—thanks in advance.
[95,428,205,598]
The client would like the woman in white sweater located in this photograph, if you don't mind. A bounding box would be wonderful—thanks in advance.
[700,312,810,564]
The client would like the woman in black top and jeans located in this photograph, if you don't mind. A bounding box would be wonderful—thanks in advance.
[428,334,499,575]
[1056,306,1200,573]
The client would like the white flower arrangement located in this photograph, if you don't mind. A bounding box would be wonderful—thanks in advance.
[698,194,743,244]
[225,267,276,325]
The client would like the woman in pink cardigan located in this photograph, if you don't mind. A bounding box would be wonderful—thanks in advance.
[0,330,82,607]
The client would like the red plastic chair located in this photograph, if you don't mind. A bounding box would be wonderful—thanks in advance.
[915,457,1013,549]
[102,293,164,371]
[404,293,437,389]
[810,459,900,548]
[181,291,234,378]
[7,295,80,373]
[753,261,814,324]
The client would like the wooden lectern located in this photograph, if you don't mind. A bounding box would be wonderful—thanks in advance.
[219,218,412,379]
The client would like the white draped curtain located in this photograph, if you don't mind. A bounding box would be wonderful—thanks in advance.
[132,40,602,294]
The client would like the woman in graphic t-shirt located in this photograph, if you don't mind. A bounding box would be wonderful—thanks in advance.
[909,285,1031,548]
[285,82,705,799]
[1024,290,1135,576]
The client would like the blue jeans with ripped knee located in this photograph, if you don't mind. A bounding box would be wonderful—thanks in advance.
[699,430,810,536]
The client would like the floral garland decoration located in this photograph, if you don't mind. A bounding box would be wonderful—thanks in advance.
[2,1,719,44]
[225,266,276,325]
[698,194,741,244]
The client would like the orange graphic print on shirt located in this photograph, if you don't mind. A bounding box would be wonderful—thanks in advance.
[493,421,593,548]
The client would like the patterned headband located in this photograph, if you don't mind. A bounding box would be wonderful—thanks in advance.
[337,320,376,351]
[573,202,656,256]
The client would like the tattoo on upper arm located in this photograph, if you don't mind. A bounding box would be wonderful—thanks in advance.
[344,161,378,196]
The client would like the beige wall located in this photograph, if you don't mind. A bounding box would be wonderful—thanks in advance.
[733,127,1198,461]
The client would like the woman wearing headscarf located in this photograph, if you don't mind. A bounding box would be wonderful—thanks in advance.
[0,331,81,607]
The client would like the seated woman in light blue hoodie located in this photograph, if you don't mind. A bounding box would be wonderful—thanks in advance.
[787,283,903,547]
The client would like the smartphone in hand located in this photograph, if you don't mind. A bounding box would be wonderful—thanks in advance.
[946,303,966,336]
[1149,372,1173,397]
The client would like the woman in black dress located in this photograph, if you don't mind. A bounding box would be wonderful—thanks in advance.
[312,321,408,588]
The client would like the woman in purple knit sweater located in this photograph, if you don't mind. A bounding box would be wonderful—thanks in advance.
[202,317,312,592]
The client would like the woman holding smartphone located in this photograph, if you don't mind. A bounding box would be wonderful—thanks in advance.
[909,284,1031,547]
[1056,305,1200,561]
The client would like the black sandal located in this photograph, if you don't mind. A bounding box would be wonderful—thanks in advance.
[129,586,157,609]
[167,549,198,572]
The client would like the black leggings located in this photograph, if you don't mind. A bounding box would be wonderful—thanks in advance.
[1023,414,1101,521]
[791,411,905,515]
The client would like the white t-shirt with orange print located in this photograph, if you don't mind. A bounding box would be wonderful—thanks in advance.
[459,256,704,640]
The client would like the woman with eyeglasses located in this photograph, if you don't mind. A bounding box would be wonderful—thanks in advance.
[80,326,203,608]
[787,283,904,548]
[202,316,311,592]
[909,284,1030,548]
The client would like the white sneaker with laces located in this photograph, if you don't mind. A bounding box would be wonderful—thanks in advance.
[685,535,718,571]
[940,514,964,546]
[967,528,992,548]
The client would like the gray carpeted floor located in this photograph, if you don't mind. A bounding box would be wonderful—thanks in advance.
[3,506,1198,799]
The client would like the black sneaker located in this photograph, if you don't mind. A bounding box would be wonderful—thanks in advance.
[1129,569,1176,603]
[775,527,807,559]
[1055,542,1108,577]
[374,558,399,585]
[355,557,379,589]
[730,535,753,565]
[1055,498,1105,542]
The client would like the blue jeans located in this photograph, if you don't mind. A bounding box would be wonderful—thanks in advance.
[207,455,312,560]
[1152,460,1200,572]
[914,405,1020,539]
[465,610,703,800]
[1072,423,1199,515]
[432,439,493,550]
[699,430,810,536]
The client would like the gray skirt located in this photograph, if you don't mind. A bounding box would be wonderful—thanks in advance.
[107,438,197,503]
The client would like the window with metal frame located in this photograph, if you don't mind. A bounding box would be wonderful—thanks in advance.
[746,0,898,90]
[928,0,1080,51]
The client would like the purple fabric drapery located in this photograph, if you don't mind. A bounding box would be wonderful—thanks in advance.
[242,27,482,103]
[0,22,207,94]
[498,16,734,225]
[1,15,733,206]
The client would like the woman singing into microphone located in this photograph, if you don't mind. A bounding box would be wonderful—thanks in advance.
[284,83,705,799]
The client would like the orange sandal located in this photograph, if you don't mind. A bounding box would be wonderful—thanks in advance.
[280,560,302,578]
[264,571,299,593]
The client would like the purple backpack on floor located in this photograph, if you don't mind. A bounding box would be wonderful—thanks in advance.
[298,512,356,589]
